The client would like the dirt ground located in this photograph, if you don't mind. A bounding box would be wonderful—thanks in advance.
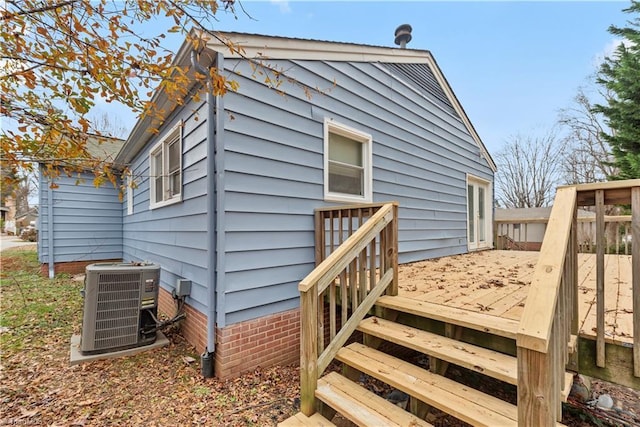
[1,247,638,426]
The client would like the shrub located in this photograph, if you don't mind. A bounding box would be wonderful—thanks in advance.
[20,228,37,242]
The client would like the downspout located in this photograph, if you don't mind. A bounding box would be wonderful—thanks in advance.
[191,50,218,377]
[214,52,226,337]
[47,178,55,279]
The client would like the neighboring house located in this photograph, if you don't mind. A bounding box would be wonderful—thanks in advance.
[495,207,597,251]
[0,206,8,230]
[38,135,125,277]
[15,205,38,234]
[2,194,23,235]
[40,31,496,378]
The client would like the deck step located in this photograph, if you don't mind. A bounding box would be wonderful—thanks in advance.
[376,295,519,339]
[278,411,336,426]
[336,342,519,427]
[315,371,432,427]
[358,316,518,385]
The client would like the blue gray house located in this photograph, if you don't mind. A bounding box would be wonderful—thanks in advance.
[38,135,125,277]
[39,31,496,378]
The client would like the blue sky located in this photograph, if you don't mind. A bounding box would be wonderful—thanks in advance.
[109,1,631,156]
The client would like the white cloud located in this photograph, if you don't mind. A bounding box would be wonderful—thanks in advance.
[271,0,291,14]
[593,37,635,67]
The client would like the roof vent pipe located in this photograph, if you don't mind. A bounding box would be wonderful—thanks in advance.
[394,24,412,49]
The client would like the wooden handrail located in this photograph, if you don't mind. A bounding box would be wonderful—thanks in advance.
[567,178,640,192]
[299,204,394,293]
[517,186,576,352]
[517,186,577,424]
[299,202,398,416]
[518,179,640,424]
[495,214,631,224]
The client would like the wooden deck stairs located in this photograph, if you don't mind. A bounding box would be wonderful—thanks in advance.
[281,181,640,426]
[282,293,570,426]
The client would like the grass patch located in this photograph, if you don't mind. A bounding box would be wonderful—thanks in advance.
[0,248,83,356]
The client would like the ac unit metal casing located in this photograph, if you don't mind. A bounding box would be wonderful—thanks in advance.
[80,262,160,355]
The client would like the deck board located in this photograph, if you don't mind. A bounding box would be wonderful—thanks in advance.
[397,250,634,345]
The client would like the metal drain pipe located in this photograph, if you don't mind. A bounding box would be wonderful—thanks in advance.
[191,50,217,378]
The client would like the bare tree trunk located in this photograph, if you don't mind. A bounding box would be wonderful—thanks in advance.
[495,129,564,208]
[558,86,616,183]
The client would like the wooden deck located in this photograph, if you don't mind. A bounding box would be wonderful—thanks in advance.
[397,250,635,346]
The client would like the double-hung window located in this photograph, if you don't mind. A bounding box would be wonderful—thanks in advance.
[149,122,182,209]
[324,119,372,203]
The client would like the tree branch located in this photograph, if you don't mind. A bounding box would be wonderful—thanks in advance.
[1,0,79,20]
[0,56,87,75]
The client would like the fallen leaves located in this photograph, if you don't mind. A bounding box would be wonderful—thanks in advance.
[486,279,505,287]
[475,303,494,312]
[1,249,300,426]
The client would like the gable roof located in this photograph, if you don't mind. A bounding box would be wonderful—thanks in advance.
[117,31,496,172]
[84,134,125,163]
[206,32,495,171]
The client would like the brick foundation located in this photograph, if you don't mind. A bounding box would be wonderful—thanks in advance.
[158,289,300,380]
[40,259,122,276]
[158,287,207,353]
[214,308,301,379]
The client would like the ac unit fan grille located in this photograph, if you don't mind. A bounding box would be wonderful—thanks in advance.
[96,307,139,321]
[91,272,142,350]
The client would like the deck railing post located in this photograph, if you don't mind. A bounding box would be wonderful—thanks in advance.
[388,203,399,296]
[595,189,606,367]
[300,286,318,416]
[314,211,325,266]
[569,206,579,371]
[631,186,640,377]
[517,346,556,426]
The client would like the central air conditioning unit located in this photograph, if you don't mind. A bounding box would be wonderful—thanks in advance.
[80,262,160,355]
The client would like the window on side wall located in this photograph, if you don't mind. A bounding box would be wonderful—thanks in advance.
[149,122,182,209]
[324,119,372,203]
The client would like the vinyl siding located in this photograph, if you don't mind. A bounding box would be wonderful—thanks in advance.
[220,58,493,325]
[121,97,211,313]
[38,168,123,264]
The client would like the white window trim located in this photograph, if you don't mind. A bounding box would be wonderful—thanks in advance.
[149,121,183,209]
[323,118,373,203]
[466,174,493,251]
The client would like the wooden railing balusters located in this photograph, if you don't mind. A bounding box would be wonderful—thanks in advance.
[299,202,398,417]
[519,180,640,423]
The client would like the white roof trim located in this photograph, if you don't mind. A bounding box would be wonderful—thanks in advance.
[204,31,431,64]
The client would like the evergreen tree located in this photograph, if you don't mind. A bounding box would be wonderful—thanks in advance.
[595,1,640,179]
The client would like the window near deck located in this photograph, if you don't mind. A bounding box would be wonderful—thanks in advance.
[324,119,372,203]
[149,122,182,209]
